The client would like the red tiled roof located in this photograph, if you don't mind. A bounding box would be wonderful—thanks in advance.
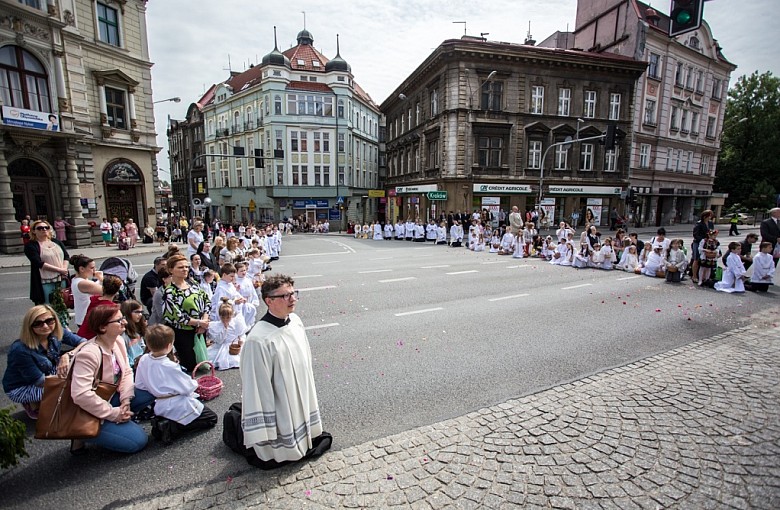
[197,84,217,108]
[286,81,333,93]
[353,81,378,110]
[283,44,329,72]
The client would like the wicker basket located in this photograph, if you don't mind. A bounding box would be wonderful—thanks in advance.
[192,361,223,401]
[228,341,241,356]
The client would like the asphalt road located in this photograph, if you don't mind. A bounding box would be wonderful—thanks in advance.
[0,233,776,509]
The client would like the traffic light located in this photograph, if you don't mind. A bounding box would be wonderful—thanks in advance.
[254,149,264,168]
[604,124,616,151]
[627,189,636,205]
[669,0,704,37]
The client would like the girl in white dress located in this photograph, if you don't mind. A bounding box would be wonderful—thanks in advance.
[199,270,215,300]
[473,233,486,252]
[540,236,555,260]
[354,224,362,239]
[512,231,524,258]
[550,242,570,265]
[664,239,688,282]
[572,242,591,269]
[209,264,247,322]
[641,245,666,278]
[206,299,245,370]
[489,230,501,253]
[234,262,259,329]
[748,242,775,292]
[597,237,616,270]
[560,242,574,266]
[589,243,604,268]
[715,242,747,293]
[616,245,640,273]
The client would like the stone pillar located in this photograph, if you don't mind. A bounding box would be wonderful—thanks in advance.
[53,52,67,109]
[64,151,91,248]
[0,140,22,253]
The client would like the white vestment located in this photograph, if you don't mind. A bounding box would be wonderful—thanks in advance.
[235,275,260,328]
[135,353,203,425]
[210,280,245,322]
[715,253,747,293]
[750,252,775,284]
[241,315,323,462]
[207,315,246,370]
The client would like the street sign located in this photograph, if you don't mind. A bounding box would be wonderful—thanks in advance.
[426,191,448,200]
[336,196,344,204]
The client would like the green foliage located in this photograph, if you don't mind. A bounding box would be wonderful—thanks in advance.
[0,407,29,470]
[714,71,780,208]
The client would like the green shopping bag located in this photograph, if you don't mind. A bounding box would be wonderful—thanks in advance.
[715,266,723,282]
[193,333,209,366]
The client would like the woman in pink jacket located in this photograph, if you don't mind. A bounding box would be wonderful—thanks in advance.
[68,304,154,455]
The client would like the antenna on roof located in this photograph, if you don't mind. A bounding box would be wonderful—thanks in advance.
[336,33,341,56]
[453,21,466,35]
[223,54,232,73]
[525,21,536,46]
[273,26,279,51]
[302,10,306,29]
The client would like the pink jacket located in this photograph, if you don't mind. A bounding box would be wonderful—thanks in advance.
[70,340,134,423]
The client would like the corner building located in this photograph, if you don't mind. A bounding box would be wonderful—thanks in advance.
[381,36,646,228]
[199,29,380,228]
[0,0,161,253]
[574,0,736,225]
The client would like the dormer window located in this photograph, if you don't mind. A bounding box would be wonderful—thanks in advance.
[297,59,305,66]
[312,61,320,68]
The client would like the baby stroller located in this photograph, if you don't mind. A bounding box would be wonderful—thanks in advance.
[99,257,138,302]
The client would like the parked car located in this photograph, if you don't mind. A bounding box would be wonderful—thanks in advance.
[717,213,754,225]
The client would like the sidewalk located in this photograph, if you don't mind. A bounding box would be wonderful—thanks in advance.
[118,307,780,510]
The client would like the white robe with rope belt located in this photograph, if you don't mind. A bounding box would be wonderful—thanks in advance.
[241,314,323,462]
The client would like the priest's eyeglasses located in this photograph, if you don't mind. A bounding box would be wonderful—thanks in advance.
[267,290,299,301]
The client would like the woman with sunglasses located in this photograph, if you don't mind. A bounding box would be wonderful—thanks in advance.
[69,304,153,454]
[24,220,70,306]
[70,254,105,331]
[2,305,84,419]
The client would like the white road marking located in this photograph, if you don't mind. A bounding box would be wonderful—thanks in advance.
[480,260,505,264]
[324,240,356,253]
[0,271,29,275]
[2,296,23,300]
[506,264,531,269]
[311,261,342,265]
[305,323,340,331]
[420,265,450,269]
[617,275,642,281]
[293,274,323,279]
[394,307,444,317]
[285,251,350,258]
[358,269,393,274]
[446,270,479,275]
[379,277,417,283]
[298,285,338,292]
[370,257,393,261]
[561,283,593,290]
[488,293,530,302]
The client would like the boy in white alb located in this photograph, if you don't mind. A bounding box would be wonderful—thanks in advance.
[136,325,218,444]
[747,241,775,292]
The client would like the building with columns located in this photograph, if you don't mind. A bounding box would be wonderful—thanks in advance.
[381,36,646,227]
[0,0,161,253]
[573,0,736,226]
[197,27,380,229]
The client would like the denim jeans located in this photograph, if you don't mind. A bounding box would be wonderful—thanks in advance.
[84,389,156,453]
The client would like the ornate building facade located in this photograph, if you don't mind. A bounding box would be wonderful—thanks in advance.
[197,28,380,228]
[168,101,207,221]
[0,0,161,252]
[381,36,647,227]
[574,0,736,225]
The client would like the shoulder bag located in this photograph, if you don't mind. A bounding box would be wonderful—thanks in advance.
[35,342,118,440]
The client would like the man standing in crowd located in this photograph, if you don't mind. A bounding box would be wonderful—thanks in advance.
[760,207,780,264]
[241,274,332,469]
[141,256,166,313]
[508,206,524,235]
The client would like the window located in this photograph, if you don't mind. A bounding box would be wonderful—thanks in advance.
[558,88,571,116]
[276,164,284,185]
[680,110,689,132]
[584,90,596,118]
[665,148,673,170]
[313,132,321,152]
[314,165,321,186]
[292,165,299,185]
[554,144,568,170]
[608,93,621,121]
[430,89,439,116]
[712,78,723,100]
[105,87,127,129]
[322,133,330,152]
[685,66,694,89]
[700,154,711,175]
[97,2,120,47]
[478,136,503,167]
[695,70,704,93]
[338,165,345,185]
[323,165,330,186]
[481,81,503,111]
[274,95,282,115]
[530,86,544,115]
[604,150,617,172]
[644,99,656,125]
[275,129,283,150]
[427,139,439,168]
[338,133,345,152]
[18,0,42,9]
[236,159,244,187]
[580,144,593,171]
[0,46,51,112]
[528,140,542,169]
[290,131,299,152]
[408,108,412,129]
[648,53,660,79]
[337,98,344,118]
[415,103,420,125]
[706,116,716,138]
[690,112,699,135]
[675,62,684,87]
[683,151,692,172]
[670,106,680,131]
[639,144,651,168]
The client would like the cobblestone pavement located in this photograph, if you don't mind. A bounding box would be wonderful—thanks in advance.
[120,308,780,510]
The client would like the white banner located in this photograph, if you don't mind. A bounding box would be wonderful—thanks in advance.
[473,183,532,194]
[2,106,59,131]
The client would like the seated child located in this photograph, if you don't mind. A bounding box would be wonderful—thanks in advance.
[489,230,501,253]
[664,239,687,282]
[572,242,591,269]
[714,241,747,293]
[207,299,245,370]
[746,242,775,292]
[616,245,639,273]
[135,325,218,444]
[499,230,515,255]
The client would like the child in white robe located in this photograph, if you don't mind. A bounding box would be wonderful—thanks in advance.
[499,230,515,255]
[199,270,215,300]
[541,236,555,260]
[395,221,404,240]
[353,224,362,239]
[436,223,448,245]
[572,242,591,269]
[373,222,383,240]
[641,245,666,278]
[616,245,640,273]
[209,264,247,322]
[512,233,524,258]
[450,222,463,247]
[715,242,747,293]
[473,233,486,252]
[135,325,217,444]
[560,243,574,266]
[426,221,437,242]
[206,299,245,370]
[234,262,259,329]
[489,230,501,253]
[384,222,394,240]
[747,242,775,292]
[551,242,570,265]
[589,243,604,268]
[597,238,616,270]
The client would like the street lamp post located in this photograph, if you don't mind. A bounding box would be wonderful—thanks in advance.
[154,97,181,104]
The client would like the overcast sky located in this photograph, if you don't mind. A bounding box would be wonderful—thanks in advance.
[147,0,779,181]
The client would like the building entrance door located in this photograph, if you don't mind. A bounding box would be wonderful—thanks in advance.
[9,158,53,221]
[106,185,138,223]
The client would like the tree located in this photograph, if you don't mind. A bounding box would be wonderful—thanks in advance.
[714,71,780,208]
[0,407,28,469]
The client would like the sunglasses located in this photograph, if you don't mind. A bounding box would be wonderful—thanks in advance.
[31,317,57,328]
[35,225,50,231]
